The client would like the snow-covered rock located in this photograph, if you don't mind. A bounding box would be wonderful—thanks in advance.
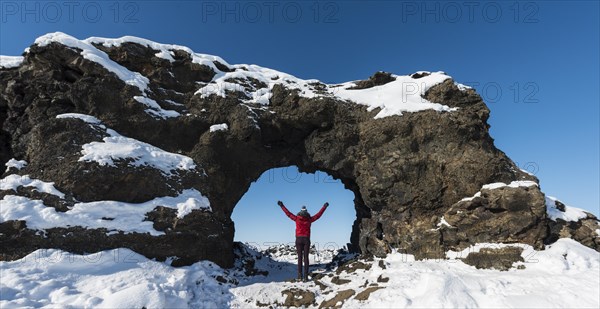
[1,32,597,271]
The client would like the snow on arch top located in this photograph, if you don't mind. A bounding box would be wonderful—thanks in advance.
[28,32,463,119]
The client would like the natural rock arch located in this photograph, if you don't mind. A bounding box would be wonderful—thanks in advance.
[1,33,598,267]
[230,166,357,248]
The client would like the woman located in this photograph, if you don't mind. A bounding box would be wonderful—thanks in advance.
[277,200,329,282]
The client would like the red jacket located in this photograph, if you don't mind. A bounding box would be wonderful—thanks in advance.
[280,204,327,238]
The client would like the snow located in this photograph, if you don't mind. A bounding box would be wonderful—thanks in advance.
[0,55,23,68]
[86,35,231,73]
[446,242,534,260]
[134,96,180,119]
[209,123,229,132]
[175,196,211,219]
[195,64,310,105]
[436,216,453,228]
[481,180,538,190]
[545,195,588,222]
[34,33,461,119]
[333,72,457,118]
[3,239,596,308]
[0,248,225,308]
[231,239,599,308]
[195,66,457,118]
[455,82,472,91]
[35,32,149,93]
[0,189,210,235]
[0,174,65,198]
[460,180,538,202]
[55,113,197,175]
[4,158,27,173]
[56,113,102,124]
[520,168,536,176]
[80,136,195,174]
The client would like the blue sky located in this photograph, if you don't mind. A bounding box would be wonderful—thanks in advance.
[1,1,598,247]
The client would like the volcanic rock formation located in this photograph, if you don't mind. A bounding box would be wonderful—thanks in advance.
[1,33,598,267]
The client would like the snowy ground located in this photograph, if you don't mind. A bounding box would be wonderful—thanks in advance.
[1,239,598,308]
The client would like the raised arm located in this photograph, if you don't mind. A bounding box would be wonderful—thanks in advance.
[310,202,329,222]
[278,201,297,221]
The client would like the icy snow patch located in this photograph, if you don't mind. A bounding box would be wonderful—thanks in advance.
[56,113,102,124]
[437,216,453,228]
[455,82,472,91]
[0,189,210,235]
[519,168,536,176]
[0,55,24,68]
[35,32,150,93]
[176,197,210,219]
[196,67,457,118]
[134,96,180,119]
[481,180,538,190]
[80,136,195,174]
[460,180,538,202]
[4,159,27,173]
[85,35,230,72]
[0,174,65,198]
[56,113,196,175]
[333,72,457,118]
[209,123,228,132]
[195,65,305,104]
[545,196,588,222]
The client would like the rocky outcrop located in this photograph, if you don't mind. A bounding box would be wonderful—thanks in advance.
[546,204,600,250]
[281,288,316,307]
[1,33,598,267]
[442,184,548,252]
[319,289,356,309]
[462,247,525,271]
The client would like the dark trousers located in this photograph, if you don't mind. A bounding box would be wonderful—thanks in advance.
[295,236,310,278]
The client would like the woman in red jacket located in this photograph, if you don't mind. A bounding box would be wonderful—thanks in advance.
[277,200,329,281]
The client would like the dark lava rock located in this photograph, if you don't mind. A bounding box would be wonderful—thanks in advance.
[443,185,548,252]
[331,276,352,285]
[462,247,524,271]
[281,288,316,307]
[0,211,233,266]
[1,34,598,268]
[546,212,600,250]
[354,286,383,301]
[348,71,396,89]
[319,289,355,309]
[376,274,389,283]
[336,260,372,275]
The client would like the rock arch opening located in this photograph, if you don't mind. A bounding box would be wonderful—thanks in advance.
[231,166,356,251]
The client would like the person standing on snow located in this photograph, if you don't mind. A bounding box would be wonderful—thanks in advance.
[277,200,329,282]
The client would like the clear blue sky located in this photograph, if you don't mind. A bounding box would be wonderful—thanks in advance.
[1,1,598,247]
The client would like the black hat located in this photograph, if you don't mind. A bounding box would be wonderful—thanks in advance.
[297,206,310,217]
